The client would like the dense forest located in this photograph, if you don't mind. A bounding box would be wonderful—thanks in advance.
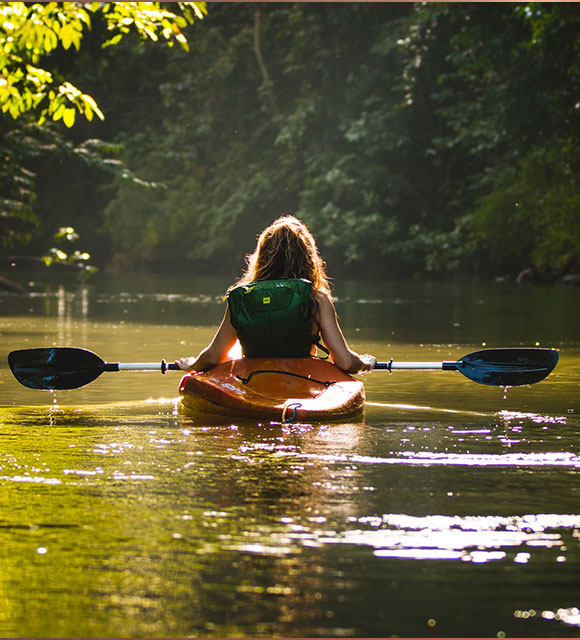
[1,2,579,282]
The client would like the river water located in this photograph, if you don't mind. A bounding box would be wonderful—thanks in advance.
[0,271,579,638]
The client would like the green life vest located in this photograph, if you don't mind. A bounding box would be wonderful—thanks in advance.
[228,279,317,357]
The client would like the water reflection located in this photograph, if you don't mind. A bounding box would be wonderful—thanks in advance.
[0,390,578,636]
[4,271,580,345]
[0,273,579,637]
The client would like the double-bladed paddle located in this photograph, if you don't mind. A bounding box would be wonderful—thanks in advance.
[373,347,559,387]
[8,347,181,390]
[8,346,558,390]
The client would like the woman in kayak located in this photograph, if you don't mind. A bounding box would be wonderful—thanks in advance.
[176,216,376,374]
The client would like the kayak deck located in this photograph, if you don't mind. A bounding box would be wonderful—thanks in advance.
[179,357,365,422]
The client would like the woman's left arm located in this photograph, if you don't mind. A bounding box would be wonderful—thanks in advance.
[176,307,238,372]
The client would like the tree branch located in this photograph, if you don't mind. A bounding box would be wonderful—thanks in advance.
[253,6,281,120]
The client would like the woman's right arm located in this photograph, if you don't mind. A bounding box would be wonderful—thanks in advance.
[175,306,238,372]
[315,291,376,374]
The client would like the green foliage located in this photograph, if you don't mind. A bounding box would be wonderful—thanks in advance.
[103,4,415,272]
[0,121,38,247]
[386,2,580,277]
[3,2,580,280]
[0,2,206,127]
[467,141,580,274]
[0,1,205,251]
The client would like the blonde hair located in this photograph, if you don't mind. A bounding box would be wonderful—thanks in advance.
[234,215,331,296]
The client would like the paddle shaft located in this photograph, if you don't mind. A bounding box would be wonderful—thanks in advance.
[104,361,181,372]
[108,361,455,372]
[375,360,458,371]
[109,361,457,372]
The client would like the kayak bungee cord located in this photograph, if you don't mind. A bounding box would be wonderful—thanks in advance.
[236,369,335,388]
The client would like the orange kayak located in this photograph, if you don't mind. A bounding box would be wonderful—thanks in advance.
[179,357,365,422]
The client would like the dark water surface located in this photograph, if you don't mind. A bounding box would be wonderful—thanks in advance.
[0,272,579,638]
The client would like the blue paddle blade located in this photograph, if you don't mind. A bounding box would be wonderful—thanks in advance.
[456,348,559,386]
[8,347,106,390]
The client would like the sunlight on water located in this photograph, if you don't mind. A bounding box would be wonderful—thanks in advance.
[222,509,578,564]
[333,512,576,560]
[499,409,568,425]
[366,400,490,417]
[539,607,580,627]
[273,449,580,467]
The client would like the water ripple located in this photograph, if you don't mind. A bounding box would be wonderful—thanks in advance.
[222,511,579,565]
[273,450,580,467]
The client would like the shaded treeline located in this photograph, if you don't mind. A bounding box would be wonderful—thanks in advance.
[2,3,579,281]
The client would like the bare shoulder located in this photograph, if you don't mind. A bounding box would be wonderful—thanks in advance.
[313,289,332,305]
[313,289,334,309]
[313,289,336,323]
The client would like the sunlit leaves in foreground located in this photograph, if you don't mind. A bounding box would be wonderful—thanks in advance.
[0,2,207,127]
